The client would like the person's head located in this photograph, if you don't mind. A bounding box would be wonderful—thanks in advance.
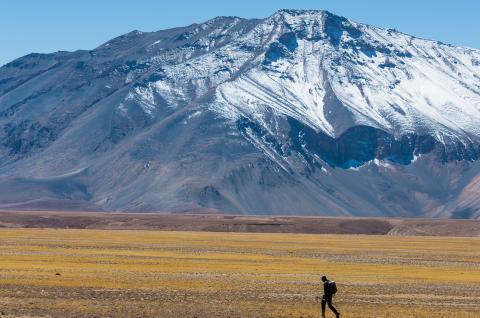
[321,275,327,282]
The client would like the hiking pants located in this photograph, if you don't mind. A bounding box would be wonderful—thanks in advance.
[321,294,339,316]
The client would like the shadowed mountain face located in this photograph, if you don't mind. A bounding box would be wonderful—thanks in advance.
[0,10,480,218]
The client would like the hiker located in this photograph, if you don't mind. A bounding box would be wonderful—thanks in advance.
[317,275,340,318]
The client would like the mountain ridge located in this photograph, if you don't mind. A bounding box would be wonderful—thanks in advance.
[0,9,479,218]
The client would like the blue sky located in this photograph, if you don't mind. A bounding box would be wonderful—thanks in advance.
[1,0,479,66]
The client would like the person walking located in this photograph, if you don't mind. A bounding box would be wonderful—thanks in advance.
[317,275,340,318]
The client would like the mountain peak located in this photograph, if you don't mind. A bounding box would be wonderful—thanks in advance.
[273,8,328,16]
[270,8,347,22]
[1,9,480,217]
[264,8,362,50]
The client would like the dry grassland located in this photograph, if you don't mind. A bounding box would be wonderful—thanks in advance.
[0,229,479,317]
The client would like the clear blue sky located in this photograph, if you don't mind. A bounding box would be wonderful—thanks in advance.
[1,0,479,66]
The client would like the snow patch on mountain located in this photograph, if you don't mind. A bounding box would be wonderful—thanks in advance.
[208,10,480,145]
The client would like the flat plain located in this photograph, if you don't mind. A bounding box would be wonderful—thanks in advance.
[1,211,480,236]
[0,228,479,318]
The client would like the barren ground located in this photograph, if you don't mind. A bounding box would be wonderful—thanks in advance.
[0,228,479,317]
[0,211,479,236]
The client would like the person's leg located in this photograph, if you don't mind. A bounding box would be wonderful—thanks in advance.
[327,300,340,317]
[321,297,326,318]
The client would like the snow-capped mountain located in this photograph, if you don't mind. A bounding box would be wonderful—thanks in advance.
[1,9,479,218]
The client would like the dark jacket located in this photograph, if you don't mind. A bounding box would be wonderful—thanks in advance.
[323,280,333,296]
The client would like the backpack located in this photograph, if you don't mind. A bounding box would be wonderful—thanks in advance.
[329,281,338,294]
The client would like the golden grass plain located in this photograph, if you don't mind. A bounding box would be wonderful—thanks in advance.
[0,229,479,317]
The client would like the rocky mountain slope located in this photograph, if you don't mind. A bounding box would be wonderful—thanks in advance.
[1,9,479,217]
